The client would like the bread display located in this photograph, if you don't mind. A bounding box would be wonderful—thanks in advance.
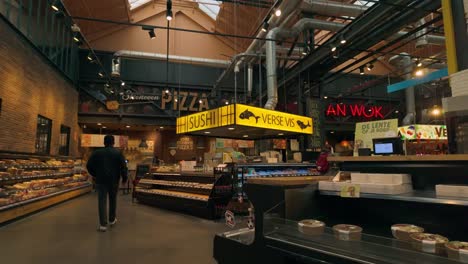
[333,224,363,241]
[409,233,449,255]
[391,224,424,241]
[445,241,468,263]
[298,219,325,235]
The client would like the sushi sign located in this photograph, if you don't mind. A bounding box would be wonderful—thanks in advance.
[326,104,385,119]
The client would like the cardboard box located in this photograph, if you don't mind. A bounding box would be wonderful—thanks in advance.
[436,185,468,198]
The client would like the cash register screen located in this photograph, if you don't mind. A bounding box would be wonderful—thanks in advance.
[374,143,394,154]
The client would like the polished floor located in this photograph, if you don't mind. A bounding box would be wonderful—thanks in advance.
[0,192,228,264]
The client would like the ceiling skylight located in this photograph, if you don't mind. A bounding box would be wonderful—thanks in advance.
[129,0,152,10]
[196,0,221,20]
[353,0,377,7]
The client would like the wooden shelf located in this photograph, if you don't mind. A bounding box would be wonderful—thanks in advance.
[327,154,468,162]
[136,189,209,201]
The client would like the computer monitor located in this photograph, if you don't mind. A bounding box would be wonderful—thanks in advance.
[373,137,403,155]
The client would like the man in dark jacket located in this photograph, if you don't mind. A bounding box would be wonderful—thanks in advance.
[87,135,128,232]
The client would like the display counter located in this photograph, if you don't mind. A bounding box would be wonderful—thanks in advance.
[328,154,468,162]
[0,155,91,224]
[213,157,468,264]
[135,171,233,219]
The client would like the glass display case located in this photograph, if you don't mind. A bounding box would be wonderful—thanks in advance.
[214,156,468,264]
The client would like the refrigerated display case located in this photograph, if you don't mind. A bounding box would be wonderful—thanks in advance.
[214,155,468,264]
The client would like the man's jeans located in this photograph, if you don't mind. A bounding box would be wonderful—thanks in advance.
[96,184,119,226]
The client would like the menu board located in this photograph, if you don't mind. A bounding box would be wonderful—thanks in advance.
[81,134,128,148]
[354,119,398,155]
[399,125,447,140]
[216,138,254,149]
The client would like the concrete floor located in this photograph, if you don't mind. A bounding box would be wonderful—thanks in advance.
[0,192,228,264]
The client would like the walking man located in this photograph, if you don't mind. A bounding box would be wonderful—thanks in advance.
[87,135,128,232]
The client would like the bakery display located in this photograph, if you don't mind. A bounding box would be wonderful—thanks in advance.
[332,224,363,241]
[409,233,449,255]
[445,241,468,263]
[391,224,424,241]
[298,219,325,235]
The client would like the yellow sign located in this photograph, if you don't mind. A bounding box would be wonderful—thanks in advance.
[176,103,313,135]
[340,184,360,198]
[235,104,313,134]
[176,104,235,134]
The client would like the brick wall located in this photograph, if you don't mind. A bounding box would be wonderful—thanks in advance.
[0,19,80,156]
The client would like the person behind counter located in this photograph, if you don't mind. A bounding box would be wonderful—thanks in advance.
[87,135,128,232]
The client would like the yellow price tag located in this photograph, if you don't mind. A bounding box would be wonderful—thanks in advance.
[340,184,360,198]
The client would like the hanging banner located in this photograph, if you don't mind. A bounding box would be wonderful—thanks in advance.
[354,119,399,155]
[399,125,447,140]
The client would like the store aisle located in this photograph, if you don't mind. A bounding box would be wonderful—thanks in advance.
[0,193,228,264]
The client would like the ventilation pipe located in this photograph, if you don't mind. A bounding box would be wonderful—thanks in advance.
[389,53,416,125]
[301,0,368,17]
[264,18,348,109]
[111,57,121,77]
[247,64,253,98]
[415,18,429,48]
[113,50,230,68]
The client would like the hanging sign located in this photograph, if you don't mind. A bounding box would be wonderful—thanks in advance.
[399,125,447,140]
[326,104,385,119]
[235,104,313,134]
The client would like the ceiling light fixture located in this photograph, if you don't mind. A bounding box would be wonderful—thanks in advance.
[359,66,365,75]
[166,0,173,20]
[228,127,235,131]
[121,80,125,86]
[126,125,131,128]
[331,45,337,52]
[416,58,423,67]
[148,29,156,39]
[165,89,170,94]
[414,69,424,77]
[87,53,93,61]
[204,131,211,134]
[275,9,282,17]
[73,33,80,43]
[431,105,441,116]
[97,123,102,126]
[323,95,328,99]
[278,133,284,136]
[98,71,104,78]
[261,21,269,32]
[332,49,339,59]
[330,131,335,134]
[225,101,229,105]
[174,98,178,102]
[243,135,249,138]
[51,0,60,12]
[366,63,374,71]
[102,126,107,129]
[160,126,164,129]
[395,110,399,114]
[339,35,347,45]
[113,58,120,67]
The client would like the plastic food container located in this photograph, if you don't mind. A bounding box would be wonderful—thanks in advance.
[298,220,325,235]
[332,224,363,241]
[445,241,468,263]
[409,233,449,255]
[391,224,424,241]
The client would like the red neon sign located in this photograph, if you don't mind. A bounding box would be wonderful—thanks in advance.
[326,104,384,119]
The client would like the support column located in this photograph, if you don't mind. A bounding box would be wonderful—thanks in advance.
[442,0,468,153]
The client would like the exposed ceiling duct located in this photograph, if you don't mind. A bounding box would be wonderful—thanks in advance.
[301,0,368,18]
[389,53,416,125]
[113,50,230,68]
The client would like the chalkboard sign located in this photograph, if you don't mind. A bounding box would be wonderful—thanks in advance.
[135,164,151,180]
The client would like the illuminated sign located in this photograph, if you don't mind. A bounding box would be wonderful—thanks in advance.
[326,104,384,119]
[399,125,447,140]
[235,104,313,134]
[176,104,313,135]
[176,104,235,134]
[162,91,210,111]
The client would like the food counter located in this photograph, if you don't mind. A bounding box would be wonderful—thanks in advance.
[213,155,468,264]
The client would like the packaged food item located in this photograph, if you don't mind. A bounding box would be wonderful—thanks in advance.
[445,241,468,263]
[409,233,449,255]
[298,220,325,235]
[391,224,424,241]
[333,224,362,241]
